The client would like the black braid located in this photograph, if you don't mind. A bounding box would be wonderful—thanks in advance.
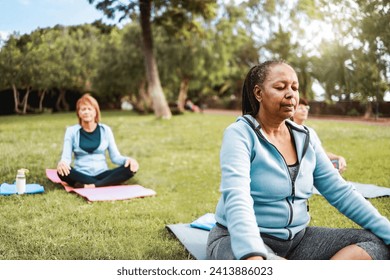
[242,60,287,117]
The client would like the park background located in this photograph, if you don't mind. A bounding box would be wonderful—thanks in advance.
[0,0,389,119]
[0,0,389,260]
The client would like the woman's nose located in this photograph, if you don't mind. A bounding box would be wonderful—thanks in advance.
[284,89,293,99]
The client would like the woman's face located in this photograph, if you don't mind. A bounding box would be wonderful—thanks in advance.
[256,63,299,121]
[78,103,97,124]
[293,104,310,125]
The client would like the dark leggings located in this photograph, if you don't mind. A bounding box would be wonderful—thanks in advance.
[207,224,390,260]
[57,165,135,187]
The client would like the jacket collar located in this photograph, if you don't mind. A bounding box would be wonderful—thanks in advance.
[239,114,309,135]
[239,114,310,160]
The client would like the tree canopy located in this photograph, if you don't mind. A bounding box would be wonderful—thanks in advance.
[0,0,388,117]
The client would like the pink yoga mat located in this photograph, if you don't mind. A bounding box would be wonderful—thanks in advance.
[46,169,156,202]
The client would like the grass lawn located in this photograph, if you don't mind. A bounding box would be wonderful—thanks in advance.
[0,111,389,260]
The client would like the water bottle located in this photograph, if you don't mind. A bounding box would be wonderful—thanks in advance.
[16,169,27,194]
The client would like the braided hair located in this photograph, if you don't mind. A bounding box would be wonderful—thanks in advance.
[242,60,287,117]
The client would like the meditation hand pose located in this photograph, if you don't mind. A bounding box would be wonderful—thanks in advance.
[292,98,347,173]
[207,61,390,260]
[57,94,139,188]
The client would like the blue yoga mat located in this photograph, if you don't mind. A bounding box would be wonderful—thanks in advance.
[166,223,209,260]
[314,181,390,198]
[167,213,284,260]
[0,183,45,195]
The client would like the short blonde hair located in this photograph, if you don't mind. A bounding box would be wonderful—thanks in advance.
[76,93,101,124]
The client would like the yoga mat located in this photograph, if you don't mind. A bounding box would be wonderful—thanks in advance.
[0,183,44,195]
[46,169,156,202]
[166,213,215,259]
[166,223,209,260]
[166,213,216,259]
[314,181,390,198]
[167,214,284,260]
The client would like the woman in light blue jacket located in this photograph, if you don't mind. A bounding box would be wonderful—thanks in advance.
[57,94,139,188]
[207,61,390,260]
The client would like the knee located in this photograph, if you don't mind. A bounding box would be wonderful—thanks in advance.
[122,165,136,177]
[57,171,67,180]
[206,227,235,260]
[331,244,372,260]
[358,241,390,260]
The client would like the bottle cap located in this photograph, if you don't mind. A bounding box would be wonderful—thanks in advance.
[17,168,29,175]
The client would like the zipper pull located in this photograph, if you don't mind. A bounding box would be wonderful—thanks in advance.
[292,186,295,203]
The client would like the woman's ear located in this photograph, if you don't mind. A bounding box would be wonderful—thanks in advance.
[254,85,262,102]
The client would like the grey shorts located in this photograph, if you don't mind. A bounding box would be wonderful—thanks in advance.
[206,224,389,260]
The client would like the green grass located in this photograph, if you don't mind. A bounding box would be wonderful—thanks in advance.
[0,111,389,259]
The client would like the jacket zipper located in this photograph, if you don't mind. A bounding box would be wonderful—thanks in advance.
[243,116,310,239]
[286,125,310,203]
[259,135,296,229]
[267,142,296,201]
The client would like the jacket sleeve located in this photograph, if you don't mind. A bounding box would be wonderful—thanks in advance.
[313,137,390,245]
[220,124,268,259]
[105,125,128,166]
[59,126,73,166]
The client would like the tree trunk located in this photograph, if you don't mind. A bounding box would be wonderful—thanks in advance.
[12,84,21,114]
[38,89,46,112]
[84,78,92,92]
[139,79,153,112]
[56,89,69,111]
[21,87,31,114]
[131,80,152,113]
[177,78,190,112]
[363,102,373,119]
[139,0,171,119]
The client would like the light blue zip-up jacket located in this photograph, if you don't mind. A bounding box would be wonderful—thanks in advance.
[59,123,128,176]
[214,115,390,260]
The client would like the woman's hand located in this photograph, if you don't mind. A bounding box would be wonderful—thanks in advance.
[327,152,347,173]
[245,256,264,260]
[246,255,286,260]
[125,158,139,173]
[57,161,71,176]
[337,156,347,173]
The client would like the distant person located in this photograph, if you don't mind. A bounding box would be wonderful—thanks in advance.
[57,94,138,188]
[292,98,347,173]
[184,98,200,113]
[207,61,390,260]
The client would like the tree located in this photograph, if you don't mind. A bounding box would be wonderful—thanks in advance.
[354,0,389,117]
[48,28,77,111]
[0,35,23,113]
[138,0,171,118]
[262,24,315,100]
[155,21,220,112]
[230,0,318,100]
[209,2,260,102]
[154,1,260,112]
[296,0,389,115]
[41,25,100,111]
[88,0,217,119]
[312,41,355,103]
[25,30,49,113]
[92,24,151,112]
[0,33,39,114]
